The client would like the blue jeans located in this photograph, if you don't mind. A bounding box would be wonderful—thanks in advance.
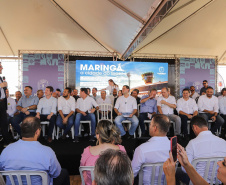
[56,114,74,135]
[114,115,139,136]
[74,113,96,137]
[11,112,36,135]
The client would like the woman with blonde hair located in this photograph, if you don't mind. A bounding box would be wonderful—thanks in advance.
[80,120,126,185]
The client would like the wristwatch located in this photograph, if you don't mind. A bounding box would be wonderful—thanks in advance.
[27,107,30,110]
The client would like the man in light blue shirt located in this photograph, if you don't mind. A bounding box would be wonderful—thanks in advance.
[11,86,39,135]
[0,117,70,185]
[139,89,157,137]
[36,86,57,143]
[132,114,171,185]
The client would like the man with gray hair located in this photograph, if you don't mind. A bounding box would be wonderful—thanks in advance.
[93,149,133,185]
[157,87,181,136]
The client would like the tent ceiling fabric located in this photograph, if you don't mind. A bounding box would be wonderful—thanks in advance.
[0,0,226,63]
[134,0,226,64]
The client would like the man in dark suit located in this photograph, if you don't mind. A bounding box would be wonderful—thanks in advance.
[0,62,12,146]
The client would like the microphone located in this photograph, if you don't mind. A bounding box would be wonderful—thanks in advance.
[2,76,7,90]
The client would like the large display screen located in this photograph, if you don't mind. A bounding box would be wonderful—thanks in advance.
[76,60,168,95]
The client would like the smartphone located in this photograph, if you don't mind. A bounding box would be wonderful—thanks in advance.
[170,136,177,162]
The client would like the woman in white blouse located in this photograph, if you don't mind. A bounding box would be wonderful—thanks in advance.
[101,79,119,95]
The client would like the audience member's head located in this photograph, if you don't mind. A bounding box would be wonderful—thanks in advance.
[149,114,170,137]
[87,88,91,95]
[93,149,133,185]
[80,88,88,98]
[73,89,78,96]
[15,91,22,100]
[113,88,117,97]
[24,86,32,97]
[190,116,208,136]
[132,89,139,99]
[52,92,57,98]
[96,120,121,145]
[56,88,61,97]
[118,90,122,97]
[221,88,226,96]
[100,91,106,100]
[206,87,213,98]
[5,89,9,98]
[21,117,41,140]
[63,87,71,98]
[161,87,169,98]
[203,80,208,88]
[92,88,97,96]
[122,85,130,95]
[182,88,190,99]
[45,86,53,97]
[37,89,43,99]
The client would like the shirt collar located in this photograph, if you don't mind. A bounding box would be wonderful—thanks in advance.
[197,130,212,137]
[148,136,169,142]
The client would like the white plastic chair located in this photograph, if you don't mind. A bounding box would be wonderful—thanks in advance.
[56,125,74,140]
[189,157,224,185]
[97,104,112,123]
[138,162,178,185]
[79,166,95,185]
[40,121,55,140]
[79,121,91,136]
[0,170,48,185]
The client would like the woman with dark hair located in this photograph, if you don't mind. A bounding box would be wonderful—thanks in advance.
[80,120,126,185]
[101,79,119,95]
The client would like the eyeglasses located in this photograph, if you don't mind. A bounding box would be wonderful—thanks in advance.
[203,83,207,84]
[191,89,195,91]
[222,160,226,167]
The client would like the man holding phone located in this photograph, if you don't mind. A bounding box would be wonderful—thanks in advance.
[198,87,224,134]
[132,114,171,185]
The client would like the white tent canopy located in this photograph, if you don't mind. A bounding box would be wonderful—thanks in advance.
[0,0,226,63]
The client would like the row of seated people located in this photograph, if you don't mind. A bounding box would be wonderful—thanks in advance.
[6,84,226,143]
[1,115,226,185]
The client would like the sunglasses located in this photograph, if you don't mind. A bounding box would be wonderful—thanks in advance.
[203,83,207,84]
[222,160,226,167]
[191,89,195,91]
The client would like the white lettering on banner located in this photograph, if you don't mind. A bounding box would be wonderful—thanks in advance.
[80,64,124,71]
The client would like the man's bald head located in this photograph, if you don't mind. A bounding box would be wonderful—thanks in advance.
[21,117,41,138]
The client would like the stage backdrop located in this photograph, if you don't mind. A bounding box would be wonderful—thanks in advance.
[76,60,168,95]
[180,58,215,96]
[22,54,64,95]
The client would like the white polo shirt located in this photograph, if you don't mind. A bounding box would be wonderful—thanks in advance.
[177,97,198,114]
[58,96,76,114]
[219,96,226,115]
[76,96,98,112]
[198,95,219,113]
[96,97,112,111]
[191,92,199,100]
[157,95,176,114]
[114,95,137,113]
[184,131,226,183]
[7,97,17,117]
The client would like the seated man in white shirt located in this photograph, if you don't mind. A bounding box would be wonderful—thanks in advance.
[189,86,199,100]
[177,88,198,139]
[36,86,57,143]
[91,87,100,101]
[157,87,181,136]
[0,117,70,185]
[96,90,112,120]
[176,116,226,185]
[74,88,99,142]
[56,87,76,140]
[6,89,17,124]
[198,86,224,134]
[114,85,139,139]
[132,114,171,185]
[219,88,226,138]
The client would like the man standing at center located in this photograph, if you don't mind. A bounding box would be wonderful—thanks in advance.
[114,85,139,139]
[157,87,181,136]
